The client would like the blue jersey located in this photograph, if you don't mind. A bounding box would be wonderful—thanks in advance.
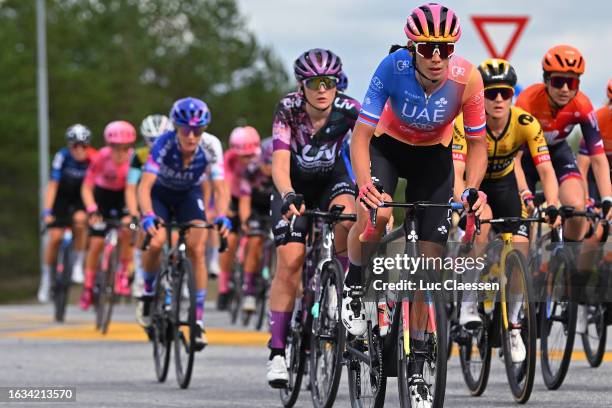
[50,147,95,191]
[144,131,224,191]
[358,49,485,146]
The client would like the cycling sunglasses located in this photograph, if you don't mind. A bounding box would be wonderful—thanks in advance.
[69,142,88,149]
[484,87,514,101]
[549,76,580,91]
[178,125,206,136]
[303,76,338,91]
[415,42,455,59]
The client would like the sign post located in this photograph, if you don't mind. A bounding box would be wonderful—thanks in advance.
[471,16,529,60]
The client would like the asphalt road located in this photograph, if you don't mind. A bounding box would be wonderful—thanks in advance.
[1,302,611,407]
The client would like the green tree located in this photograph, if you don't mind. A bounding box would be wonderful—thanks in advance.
[0,0,289,301]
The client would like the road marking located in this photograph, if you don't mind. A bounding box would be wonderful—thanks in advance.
[1,322,269,346]
[451,346,612,362]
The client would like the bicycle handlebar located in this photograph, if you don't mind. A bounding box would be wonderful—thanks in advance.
[141,221,228,252]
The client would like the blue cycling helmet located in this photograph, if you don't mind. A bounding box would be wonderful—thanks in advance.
[170,97,211,127]
[337,71,348,92]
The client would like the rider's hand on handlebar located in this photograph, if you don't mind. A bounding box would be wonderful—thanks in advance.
[358,180,384,211]
[461,188,487,217]
[141,213,158,235]
[281,192,304,220]
[602,197,612,221]
[544,205,561,228]
[214,215,232,238]
[41,209,55,225]
[520,189,535,214]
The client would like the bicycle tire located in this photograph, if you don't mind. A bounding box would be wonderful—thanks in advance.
[174,258,197,389]
[152,269,172,383]
[254,276,268,331]
[98,244,118,334]
[279,305,309,408]
[501,249,536,403]
[229,266,242,325]
[347,320,386,408]
[540,248,576,390]
[581,304,607,367]
[54,243,73,323]
[309,259,345,408]
[459,313,492,396]
[397,270,448,408]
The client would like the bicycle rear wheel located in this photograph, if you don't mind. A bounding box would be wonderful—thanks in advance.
[540,249,576,390]
[279,304,308,407]
[347,318,386,408]
[173,259,196,389]
[152,269,172,383]
[501,250,536,403]
[309,260,345,408]
[458,311,491,396]
[581,304,607,367]
[97,245,118,334]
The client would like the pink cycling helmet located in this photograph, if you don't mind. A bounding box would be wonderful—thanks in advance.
[405,3,461,43]
[104,120,137,145]
[229,126,261,156]
[294,49,343,82]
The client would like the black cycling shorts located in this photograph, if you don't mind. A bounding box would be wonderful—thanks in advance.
[481,172,529,238]
[521,140,581,192]
[271,159,356,246]
[51,181,85,228]
[89,186,127,237]
[370,135,454,244]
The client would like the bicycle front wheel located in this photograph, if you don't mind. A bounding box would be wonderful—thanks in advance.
[97,245,118,334]
[152,269,172,383]
[173,259,197,389]
[54,244,73,323]
[540,248,576,390]
[309,260,345,408]
[279,304,308,408]
[501,249,536,403]
[458,311,491,396]
[581,304,607,367]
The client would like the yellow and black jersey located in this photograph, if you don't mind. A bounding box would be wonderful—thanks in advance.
[452,106,550,179]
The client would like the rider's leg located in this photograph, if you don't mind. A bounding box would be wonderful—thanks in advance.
[243,235,264,296]
[218,231,240,296]
[40,227,64,302]
[186,225,208,324]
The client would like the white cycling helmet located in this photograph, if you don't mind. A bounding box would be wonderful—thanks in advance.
[140,114,174,146]
[66,124,92,145]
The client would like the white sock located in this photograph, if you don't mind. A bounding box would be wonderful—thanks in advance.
[42,265,51,280]
[74,251,85,267]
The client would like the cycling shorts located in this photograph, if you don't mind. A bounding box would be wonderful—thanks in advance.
[370,135,454,244]
[521,140,581,192]
[51,182,85,228]
[152,184,206,224]
[481,172,528,238]
[90,187,127,237]
[271,159,356,246]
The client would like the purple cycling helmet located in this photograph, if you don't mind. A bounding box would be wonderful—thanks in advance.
[293,49,343,82]
[169,97,211,127]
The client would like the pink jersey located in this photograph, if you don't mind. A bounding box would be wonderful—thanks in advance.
[84,146,131,191]
[224,149,272,199]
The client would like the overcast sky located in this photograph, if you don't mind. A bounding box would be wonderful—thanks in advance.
[238,0,611,106]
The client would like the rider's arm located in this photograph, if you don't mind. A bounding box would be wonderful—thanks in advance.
[590,153,612,198]
[578,97,612,198]
[81,155,100,211]
[350,122,376,189]
[125,184,139,217]
[137,172,157,215]
[461,70,487,191]
[451,116,467,202]
[272,150,294,196]
[238,195,251,226]
[577,149,591,202]
[513,150,530,193]
[44,181,59,214]
[211,179,229,216]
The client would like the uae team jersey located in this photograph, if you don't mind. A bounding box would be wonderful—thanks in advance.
[358,48,486,145]
[579,105,612,160]
[83,146,131,191]
[144,131,224,191]
[516,83,604,156]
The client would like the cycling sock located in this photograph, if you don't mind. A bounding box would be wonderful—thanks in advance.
[244,272,256,296]
[205,244,220,276]
[141,269,156,295]
[84,268,95,290]
[41,265,50,281]
[119,259,130,277]
[219,269,230,294]
[508,300,521,324]
[344,263,362,287]
[269,310,292,350]
[196,289,207,322]
[408,339,426,375]
[337,255,349,272]
[74,251,85,269]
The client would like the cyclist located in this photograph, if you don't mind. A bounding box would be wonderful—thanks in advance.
[344,3,488,403]
[138,97,230,349]
[266,48,359,388]
[452,58,560,362]
[38,124,97,302]
[515,45,612,333]
[575,79,612,333]
[125,114,173,300]
[219,128,274,312]
[79,121,136,309]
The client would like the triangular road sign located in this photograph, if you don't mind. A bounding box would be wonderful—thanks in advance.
[471,16,529,60]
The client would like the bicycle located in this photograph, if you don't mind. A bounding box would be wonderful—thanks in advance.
[454,216,540,403]
[42,224,74,323]
[278,200,355,408]
[92,218,136,334]
[144,221,226,389]
[345,198,462,408]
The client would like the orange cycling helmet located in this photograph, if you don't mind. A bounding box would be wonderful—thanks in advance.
[607,79,612,100]
[405,3,461,43]
[541,45,585,75]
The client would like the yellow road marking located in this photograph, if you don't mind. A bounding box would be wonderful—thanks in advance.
[2,322,269,346]
[450,346,612,362]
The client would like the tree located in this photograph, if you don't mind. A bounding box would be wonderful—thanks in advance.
[0,0,289,301]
